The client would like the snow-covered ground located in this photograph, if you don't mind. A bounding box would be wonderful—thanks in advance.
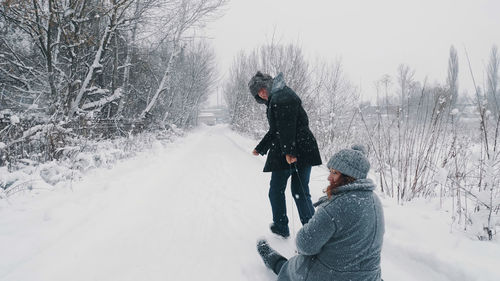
[1,125,499,281]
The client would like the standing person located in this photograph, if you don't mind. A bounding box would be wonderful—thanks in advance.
[256,144,385,281]
[248,71,322,238]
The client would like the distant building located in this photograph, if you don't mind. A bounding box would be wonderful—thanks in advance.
[197,106,229,125]
[198,112,217,126]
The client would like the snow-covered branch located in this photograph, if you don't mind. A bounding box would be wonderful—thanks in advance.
[82,88,122,110]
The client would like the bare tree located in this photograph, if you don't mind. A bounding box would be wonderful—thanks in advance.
[0,0,61,113]
[447,45,459,108]
[397,64,415,107]
[259,43,311,103]
[486,45,500,118]
[0,0,226,168]
[361,64,453,203]
[309,58,358,155]
[165,40,217,127]
[140,0,227,119]
[69,0,136,117]
[117,0,160,117]
[223,51,265,135]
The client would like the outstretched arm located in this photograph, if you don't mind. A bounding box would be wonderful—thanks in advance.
[255,131,272,155]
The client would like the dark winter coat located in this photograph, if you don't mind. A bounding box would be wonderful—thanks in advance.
[254,75,322,172]
[277,179,385,281]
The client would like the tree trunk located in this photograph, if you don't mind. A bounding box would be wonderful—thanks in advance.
[69,7,120,116]
[141,36,181,118]
[117,0,141,117]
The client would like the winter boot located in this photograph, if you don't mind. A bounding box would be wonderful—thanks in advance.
[256,239,287,274]
[270,223,290,238]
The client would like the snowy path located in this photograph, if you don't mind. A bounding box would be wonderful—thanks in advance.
[1,125,499,280]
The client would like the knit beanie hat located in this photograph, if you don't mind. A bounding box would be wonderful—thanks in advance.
[327,144,370,179]
[248,71,273,104]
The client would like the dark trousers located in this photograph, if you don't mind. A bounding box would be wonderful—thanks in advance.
[269,165,315,228]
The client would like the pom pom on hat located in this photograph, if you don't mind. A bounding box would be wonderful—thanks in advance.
[351,144,367,155]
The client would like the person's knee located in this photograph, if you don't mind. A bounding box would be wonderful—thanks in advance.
[291,187,310,199]
[291,191,303,200]
[269,182,287,195]
[269,186,285,196]
[270,178,288,190]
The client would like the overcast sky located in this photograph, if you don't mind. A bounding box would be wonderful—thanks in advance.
[204,0,499,104]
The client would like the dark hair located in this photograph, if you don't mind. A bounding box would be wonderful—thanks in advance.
[326,173,356,199]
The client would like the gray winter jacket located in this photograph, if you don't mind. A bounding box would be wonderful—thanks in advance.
[277,178,385,281]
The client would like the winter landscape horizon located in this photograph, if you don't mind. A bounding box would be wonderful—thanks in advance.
[1,0,500,280]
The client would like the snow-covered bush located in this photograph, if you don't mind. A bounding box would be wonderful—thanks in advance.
[0,129,179,198]
[361,79,454,202]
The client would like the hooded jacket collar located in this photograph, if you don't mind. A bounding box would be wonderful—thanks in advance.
[336,178,375,193]
[271,72,286,94]
[262,72,286,106]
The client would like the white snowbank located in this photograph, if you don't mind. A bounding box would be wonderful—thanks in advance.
[0,125,498,280]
